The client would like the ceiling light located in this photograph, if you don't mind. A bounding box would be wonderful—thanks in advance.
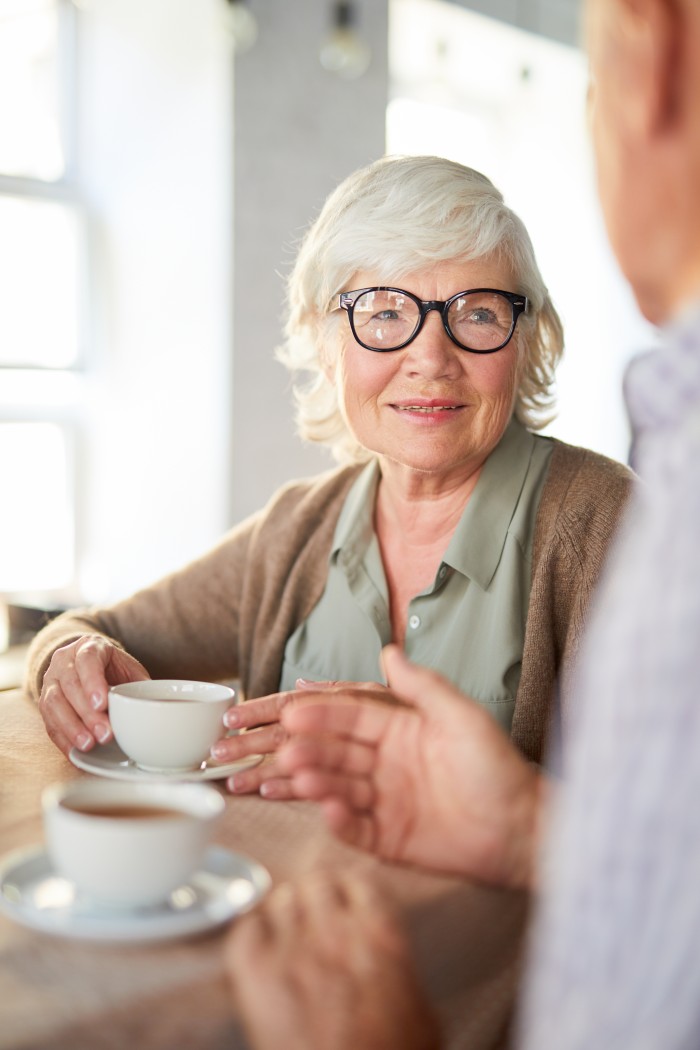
[222,0,258,55]
[319,1,371,80]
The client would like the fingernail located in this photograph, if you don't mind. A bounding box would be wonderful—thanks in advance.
[224,710,240,728]
[210,743,228,760]
[91,693,104,710]
[95,723,111,744]
[77,732,93,751]
[260,782,274,798]
[227,775,242,793]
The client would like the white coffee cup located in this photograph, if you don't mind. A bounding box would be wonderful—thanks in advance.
[43,779,225,908]
[108,679,234,773]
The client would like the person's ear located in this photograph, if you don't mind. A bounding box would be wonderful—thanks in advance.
[319,345,336,385]
[616,0,682,140]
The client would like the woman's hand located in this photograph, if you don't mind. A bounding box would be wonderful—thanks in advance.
[38,635,150,756]
[277,646,547,890]
[214,680,393,800]
[225,870,440,1050]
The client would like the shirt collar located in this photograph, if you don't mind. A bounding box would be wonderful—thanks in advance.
[331,459,380,564]
[330,419,536,591]
[624,299,700,436]
[444,418,536,590]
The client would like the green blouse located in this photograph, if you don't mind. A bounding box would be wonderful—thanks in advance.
[280,419,553,731]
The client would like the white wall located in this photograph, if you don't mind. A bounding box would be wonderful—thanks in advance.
[76,0,233,599]
[389,0,657,465]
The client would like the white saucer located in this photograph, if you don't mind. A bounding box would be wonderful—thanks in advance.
[0,844,271,943]
[69,740,263,782]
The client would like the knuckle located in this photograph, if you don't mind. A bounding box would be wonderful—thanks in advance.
[39,679,59,709]
[271,723,288,748]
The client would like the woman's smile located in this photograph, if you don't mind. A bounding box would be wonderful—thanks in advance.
[392,398,465,411]
[389,398,468,421]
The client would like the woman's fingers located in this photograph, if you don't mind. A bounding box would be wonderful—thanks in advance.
[40,638,112,754]
[73,636,119,712]
[258,777,297,800]
[224,692,295,732]
[40,678,94,755]
[39,635,150,756]
[212,721,288,764]
[226,755,294,797]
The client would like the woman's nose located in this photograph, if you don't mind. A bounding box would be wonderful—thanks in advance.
[402,310,462,378]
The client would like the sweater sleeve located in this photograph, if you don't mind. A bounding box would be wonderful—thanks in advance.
[23,514,260,702]
[24,464,362,704]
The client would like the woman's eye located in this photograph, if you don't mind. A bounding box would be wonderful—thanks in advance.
[373,309,401,322]
[468,309,497,325]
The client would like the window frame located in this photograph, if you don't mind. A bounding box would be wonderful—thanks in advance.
[0,0,87,600]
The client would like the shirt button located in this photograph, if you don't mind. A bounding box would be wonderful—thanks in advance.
[408,614,421,630]
[438,565,447,580]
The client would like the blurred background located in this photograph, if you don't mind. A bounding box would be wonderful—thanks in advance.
[0,0,654,652]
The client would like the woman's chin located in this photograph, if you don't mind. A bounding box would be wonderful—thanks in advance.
[378,445,484,483]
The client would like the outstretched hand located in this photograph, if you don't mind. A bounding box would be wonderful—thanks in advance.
[278,646,547,890]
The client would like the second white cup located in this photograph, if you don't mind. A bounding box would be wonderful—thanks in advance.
[43,778,225,908]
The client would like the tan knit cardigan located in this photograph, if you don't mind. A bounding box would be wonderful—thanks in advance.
[25,438,633,763]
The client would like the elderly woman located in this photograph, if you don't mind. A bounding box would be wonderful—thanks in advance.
[27,155,632,794]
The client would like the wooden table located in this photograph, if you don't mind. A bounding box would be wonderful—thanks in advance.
[0,689,530,1050]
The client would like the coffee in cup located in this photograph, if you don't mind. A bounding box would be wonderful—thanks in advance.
[43,779,224,908]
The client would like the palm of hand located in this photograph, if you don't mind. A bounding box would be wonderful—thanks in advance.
[363,697,537,887]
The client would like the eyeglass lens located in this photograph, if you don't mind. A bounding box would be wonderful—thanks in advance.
[351,289,515,351]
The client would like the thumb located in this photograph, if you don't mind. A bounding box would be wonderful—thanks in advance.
[381,645,472,717]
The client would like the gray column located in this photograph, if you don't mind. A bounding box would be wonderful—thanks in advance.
[230,0,388,524]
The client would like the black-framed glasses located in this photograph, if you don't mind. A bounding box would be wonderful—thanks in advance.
[338,286,528,354]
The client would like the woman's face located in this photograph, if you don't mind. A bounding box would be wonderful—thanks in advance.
[329,259,525,487]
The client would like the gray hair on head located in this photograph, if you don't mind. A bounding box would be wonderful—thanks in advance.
[279,154,564,463]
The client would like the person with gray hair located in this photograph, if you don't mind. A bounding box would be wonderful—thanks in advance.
[27,154,632,799]
[282,156,563,461]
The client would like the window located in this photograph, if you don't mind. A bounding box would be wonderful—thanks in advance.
[0,0,83,600]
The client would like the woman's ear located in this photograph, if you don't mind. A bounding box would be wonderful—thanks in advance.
[320,350,335,385]
[318,322,342,385]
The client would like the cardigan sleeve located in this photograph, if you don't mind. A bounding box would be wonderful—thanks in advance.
[24,464,362,704]
[23,513,261,702]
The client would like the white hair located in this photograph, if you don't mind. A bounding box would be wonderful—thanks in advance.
[279,154,564,463]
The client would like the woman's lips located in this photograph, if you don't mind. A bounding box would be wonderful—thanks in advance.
[390,399,467,417]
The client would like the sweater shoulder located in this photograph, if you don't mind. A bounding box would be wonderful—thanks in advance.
[532,438,635,570]
[540,437,635,515]
[254,463,365,527]
[547,436,634,484]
